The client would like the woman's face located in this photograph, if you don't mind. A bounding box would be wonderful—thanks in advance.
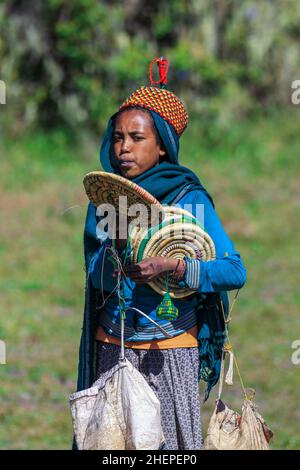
[113,109,166,179]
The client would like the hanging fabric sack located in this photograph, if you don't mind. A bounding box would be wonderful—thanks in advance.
[203,350,273,450]
[69,356,165,450]
[203,291,274,450]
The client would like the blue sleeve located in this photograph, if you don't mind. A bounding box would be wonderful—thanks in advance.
[178,190,247,293]
[89,241,109,289]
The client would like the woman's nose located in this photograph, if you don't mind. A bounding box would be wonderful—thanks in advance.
[120,136,131,153]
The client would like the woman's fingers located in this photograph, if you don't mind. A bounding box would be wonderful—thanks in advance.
[112,266,142,278]
[113,258,165,281]
[123,264,141,273]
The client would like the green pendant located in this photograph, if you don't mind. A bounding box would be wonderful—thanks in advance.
[156,292,179,321]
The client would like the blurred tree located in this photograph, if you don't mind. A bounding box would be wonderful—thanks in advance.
[1,0,300,137]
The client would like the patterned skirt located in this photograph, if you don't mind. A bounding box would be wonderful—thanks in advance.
[95,341,203,450]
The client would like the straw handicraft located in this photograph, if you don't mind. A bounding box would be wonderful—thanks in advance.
[129,206,216,299]
[83,173,216,304]
[83,171,163,226]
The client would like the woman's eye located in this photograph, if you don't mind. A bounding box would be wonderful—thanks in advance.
[113,135,143,142]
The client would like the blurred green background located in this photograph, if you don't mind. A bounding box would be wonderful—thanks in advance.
[0,0,300,449]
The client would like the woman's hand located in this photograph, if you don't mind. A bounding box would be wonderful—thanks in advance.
[113,257,180,284]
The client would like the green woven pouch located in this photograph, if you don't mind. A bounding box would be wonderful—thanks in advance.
[155,262,178,321]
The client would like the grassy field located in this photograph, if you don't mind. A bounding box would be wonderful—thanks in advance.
[0,110,299,449]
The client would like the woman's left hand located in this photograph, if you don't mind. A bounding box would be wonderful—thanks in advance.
[113,257,178,283]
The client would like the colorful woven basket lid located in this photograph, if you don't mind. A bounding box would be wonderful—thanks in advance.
[119,57,188,137]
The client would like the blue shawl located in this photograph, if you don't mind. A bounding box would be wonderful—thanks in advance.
[76,110,228,420]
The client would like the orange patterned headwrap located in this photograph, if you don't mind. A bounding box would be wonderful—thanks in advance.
[119,57,189,137]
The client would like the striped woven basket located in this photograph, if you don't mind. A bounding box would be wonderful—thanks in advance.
[129,206,216,298]
[83,171,215,298]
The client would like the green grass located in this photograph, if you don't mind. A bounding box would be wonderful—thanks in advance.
[0,109,299,449]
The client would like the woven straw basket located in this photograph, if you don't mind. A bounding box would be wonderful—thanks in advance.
[83,172,216,298]
[129,206,215,298]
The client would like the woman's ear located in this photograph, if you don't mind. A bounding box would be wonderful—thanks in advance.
[159,148,167,163]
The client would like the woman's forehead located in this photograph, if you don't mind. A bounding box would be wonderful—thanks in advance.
[115,109,153,130]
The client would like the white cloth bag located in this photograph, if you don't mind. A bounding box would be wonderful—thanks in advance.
[70,357,165,450]
[203,351,273,450]
[70,307,168,450]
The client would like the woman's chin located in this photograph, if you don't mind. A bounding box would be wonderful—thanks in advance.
[120,167,139,179]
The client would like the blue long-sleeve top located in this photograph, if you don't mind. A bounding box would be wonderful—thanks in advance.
[87,189,247,341]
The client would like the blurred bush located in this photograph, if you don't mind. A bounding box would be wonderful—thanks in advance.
[1,0,300,137]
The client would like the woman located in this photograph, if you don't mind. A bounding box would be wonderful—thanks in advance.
[75,59,247,450]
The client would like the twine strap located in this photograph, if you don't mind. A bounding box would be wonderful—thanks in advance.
[219,291,250,401]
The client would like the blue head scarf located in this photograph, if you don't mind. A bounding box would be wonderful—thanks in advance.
[99,108,215,206]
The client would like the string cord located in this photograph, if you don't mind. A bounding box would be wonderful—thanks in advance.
[60,204,85,215]
[220,289,250,401]
[96,234,172,339]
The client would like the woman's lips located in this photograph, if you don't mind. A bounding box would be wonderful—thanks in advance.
[119,161,136,168]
